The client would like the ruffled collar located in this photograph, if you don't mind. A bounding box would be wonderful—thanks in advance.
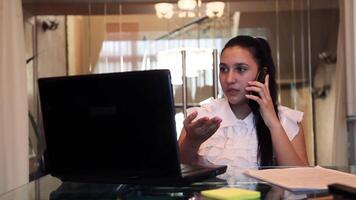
[217,98,254,128]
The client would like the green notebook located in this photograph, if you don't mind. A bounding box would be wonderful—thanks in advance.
[201,187,260,200]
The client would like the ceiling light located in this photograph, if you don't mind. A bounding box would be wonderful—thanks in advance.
[155,0,224,19]
[154,3,174,19]
[178,0,197,11]
[206,1,225,18]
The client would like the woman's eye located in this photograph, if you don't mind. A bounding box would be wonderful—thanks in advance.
[236,66,247,72]
[219,66,228,73]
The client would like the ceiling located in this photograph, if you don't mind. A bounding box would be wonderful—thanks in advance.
[21,0,262,16]
[22,0,338,16]
[23,0,173,2]
[22,0,259,3]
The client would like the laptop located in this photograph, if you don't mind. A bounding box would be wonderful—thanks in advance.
[38,69,226,185]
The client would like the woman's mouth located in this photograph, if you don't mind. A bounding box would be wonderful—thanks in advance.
[226,88,240,95]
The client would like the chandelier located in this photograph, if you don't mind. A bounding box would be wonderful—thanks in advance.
[155,0,225,19]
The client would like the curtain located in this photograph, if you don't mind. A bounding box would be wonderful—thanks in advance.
[67,16,105,75]
[0,0,29,194]
[331,0,348,165]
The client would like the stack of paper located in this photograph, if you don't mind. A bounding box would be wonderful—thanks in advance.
[244,166,356,192]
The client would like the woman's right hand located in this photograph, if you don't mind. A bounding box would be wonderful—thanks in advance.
[178,111,222,164]
[183,111,222,147]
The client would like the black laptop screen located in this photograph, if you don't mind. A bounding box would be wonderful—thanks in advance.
[38,70,181,178]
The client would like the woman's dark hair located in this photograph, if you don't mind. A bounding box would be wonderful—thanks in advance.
[221,35,278,166]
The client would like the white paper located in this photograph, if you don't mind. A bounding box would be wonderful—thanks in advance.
[244,166,356,192]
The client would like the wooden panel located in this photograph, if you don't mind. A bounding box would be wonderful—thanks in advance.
[22,2,156,15]
[106,22,139,40]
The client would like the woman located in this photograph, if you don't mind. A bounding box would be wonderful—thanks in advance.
[178,35,308,178]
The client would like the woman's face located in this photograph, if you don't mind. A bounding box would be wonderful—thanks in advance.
[219,46,259,106]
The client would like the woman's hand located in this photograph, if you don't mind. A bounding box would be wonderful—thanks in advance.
[245,74,280,129]
[245,75,308,166]
[183,111,222,148]
[178,111,222,164]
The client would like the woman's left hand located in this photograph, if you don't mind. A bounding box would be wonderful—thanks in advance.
[245,74,280,129]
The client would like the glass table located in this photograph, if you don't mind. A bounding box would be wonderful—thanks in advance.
[1,166,355,200]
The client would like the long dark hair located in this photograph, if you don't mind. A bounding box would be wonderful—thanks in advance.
[221,35,278,166]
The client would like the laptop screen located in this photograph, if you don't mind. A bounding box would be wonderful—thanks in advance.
[38,70,181,179]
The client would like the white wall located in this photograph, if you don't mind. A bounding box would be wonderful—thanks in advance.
[0,0,29,194]
[343,0,356,164]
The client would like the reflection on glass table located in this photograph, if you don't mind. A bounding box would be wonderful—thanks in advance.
[0,176,293,200]
[2,165,356,200]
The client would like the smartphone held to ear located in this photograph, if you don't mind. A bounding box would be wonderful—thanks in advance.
[248,67,267,111]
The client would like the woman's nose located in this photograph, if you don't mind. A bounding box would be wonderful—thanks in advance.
[226,71,236,83]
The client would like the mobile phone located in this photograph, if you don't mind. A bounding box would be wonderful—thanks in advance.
[248,68,267,111]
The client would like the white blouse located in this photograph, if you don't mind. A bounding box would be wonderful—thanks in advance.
[187,98,303,183]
